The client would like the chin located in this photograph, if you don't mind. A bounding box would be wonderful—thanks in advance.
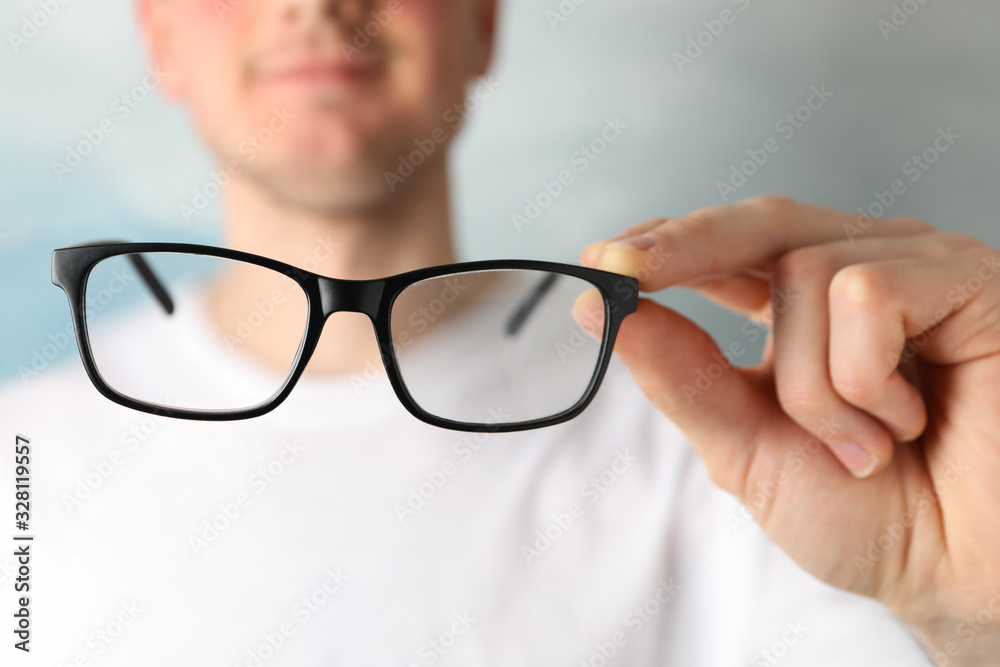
[282,117,384,165]
[252,160,396,215]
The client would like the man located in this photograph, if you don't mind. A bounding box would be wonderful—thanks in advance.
[2,0,998,664]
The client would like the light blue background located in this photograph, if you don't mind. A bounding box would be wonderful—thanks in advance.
[2,0,999,381]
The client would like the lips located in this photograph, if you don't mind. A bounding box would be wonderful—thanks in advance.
[249,52,385,91]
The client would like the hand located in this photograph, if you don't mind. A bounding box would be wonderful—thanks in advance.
[575,195,1000,664]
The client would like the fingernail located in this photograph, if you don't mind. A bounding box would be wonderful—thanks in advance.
[827,441,878,479]
[597,234,656,275]
[607,233,656,252]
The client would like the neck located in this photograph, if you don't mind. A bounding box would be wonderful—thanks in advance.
[210,158,456,377]
[223,159,456,278]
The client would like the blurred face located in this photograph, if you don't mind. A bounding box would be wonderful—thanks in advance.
[142,0,494,214]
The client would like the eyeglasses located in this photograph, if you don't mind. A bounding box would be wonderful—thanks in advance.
[51,241,639,432]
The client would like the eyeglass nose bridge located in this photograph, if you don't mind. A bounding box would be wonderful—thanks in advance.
[314,275,386,320]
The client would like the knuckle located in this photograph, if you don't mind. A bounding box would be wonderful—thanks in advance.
[748,194,801,227]
[750,194,801,233]
[830,366,875,404]
[885,215,937,235]
[624,217,669,238]
[673,209,717,237]
[828,264,890,310]
[775,378,828,418]
[748,193,799,213]
[663,212,720,268]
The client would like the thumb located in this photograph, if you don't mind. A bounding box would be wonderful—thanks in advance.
[574,290,775,497]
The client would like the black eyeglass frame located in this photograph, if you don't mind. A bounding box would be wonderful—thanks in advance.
[52,241,640,432]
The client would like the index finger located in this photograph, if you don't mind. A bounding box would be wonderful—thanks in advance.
[581,195,934,292]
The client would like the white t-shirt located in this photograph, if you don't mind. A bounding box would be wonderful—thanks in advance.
[0,290,931,666]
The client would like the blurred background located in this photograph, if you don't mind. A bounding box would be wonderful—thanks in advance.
[1,0,998,382]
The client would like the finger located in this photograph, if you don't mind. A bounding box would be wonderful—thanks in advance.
[581,218,666,267]
[582,196,935,291]
[683,272,773,321]
[828,245,1000,445]
[675,259,777,321]
[574,293,771,498]
[769,234,980,478]
[571,288,606,339]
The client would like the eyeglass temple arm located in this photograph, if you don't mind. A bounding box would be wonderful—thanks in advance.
[505,272,559,337]
[72,240,174,315]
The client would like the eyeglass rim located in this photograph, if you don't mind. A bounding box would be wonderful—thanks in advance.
[51,241,641,432]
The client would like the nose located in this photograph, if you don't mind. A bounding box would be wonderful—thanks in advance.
[277,0,370,25]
